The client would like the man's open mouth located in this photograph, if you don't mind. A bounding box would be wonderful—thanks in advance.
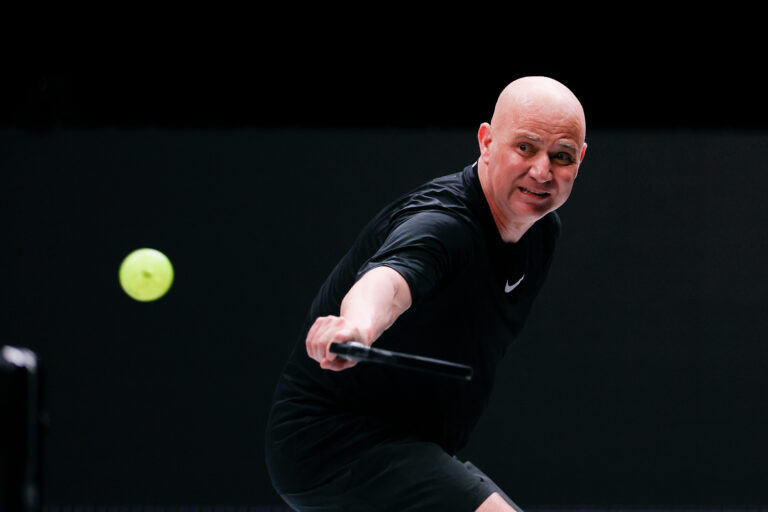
[519,187,550,198]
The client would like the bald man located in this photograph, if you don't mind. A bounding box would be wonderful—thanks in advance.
[265,77,587,511]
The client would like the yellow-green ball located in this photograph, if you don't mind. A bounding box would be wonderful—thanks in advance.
[119,248,174,302]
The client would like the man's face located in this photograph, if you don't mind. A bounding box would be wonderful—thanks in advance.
[479,101,586,227]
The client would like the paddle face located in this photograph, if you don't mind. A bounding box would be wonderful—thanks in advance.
[329,342,473,381]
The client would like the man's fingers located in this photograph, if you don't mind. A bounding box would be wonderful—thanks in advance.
[320,356,357,372]
[305,315,362,371]
[305,316,335,362]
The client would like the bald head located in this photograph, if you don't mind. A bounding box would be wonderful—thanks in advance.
[491,76,586,145]
[477,76,588,242]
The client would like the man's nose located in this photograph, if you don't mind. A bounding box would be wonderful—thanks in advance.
[529,153,552,183]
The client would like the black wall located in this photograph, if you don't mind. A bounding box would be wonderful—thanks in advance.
[2,64,767,509]
[2,126,767,508]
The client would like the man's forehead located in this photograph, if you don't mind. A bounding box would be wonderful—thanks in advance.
[495,95,586,146]
[514,131,579,151]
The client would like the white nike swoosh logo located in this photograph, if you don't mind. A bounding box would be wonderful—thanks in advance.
[504,274,525,293]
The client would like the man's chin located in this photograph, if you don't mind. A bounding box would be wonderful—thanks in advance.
[510,200,553,220]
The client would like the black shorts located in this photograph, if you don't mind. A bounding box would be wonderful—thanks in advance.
[268,435,522,512]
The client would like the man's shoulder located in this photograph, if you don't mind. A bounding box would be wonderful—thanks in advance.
[397,164,484,219]
[527,211,562,258]
[542,210,562,238]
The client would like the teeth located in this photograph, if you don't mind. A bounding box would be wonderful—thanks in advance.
[521,187,546,197]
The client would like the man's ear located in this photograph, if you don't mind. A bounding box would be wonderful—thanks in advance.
[580,142,588,162]
[478,122,492,162]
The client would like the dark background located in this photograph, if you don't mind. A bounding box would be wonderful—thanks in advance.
[2,51,767,510]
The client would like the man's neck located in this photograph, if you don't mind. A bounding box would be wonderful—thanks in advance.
[488,207,534,243]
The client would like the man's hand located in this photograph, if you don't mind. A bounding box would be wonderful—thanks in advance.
[305,315,367,371]
[305,266,412,372]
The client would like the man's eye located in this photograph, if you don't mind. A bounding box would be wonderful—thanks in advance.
[553,152,573,163]
[518,143,530,152]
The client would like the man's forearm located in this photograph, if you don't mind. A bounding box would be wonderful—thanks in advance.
[340,266,412,345]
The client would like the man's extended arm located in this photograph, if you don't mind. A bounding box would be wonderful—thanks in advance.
[305,266,412,371]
